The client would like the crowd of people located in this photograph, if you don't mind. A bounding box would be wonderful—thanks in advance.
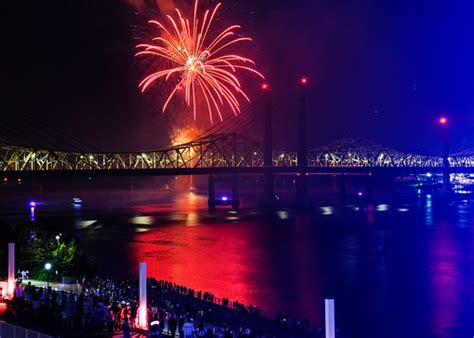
[5,277,323,337]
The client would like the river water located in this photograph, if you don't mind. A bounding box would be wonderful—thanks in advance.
[1,176,473,338]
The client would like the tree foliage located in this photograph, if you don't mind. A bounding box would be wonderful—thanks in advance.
[0,220,95,282]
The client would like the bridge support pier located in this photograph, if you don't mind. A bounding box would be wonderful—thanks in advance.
[208,174,216,211]
[365,173,374,201]
[339,174,347,200]
[296,174,311,209]
[231,174,240,211]
[208,174,240,211]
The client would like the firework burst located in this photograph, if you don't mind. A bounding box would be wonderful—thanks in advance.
[135,0,264,124]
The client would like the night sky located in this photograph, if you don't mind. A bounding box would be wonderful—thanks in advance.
[1,0,473,153]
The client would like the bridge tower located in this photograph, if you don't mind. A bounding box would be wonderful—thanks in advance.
[261,83,277,207]
[296,77,311,208]
[440,117,451,192]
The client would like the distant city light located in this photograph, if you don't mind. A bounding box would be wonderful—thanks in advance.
[72,197,82,204]
[438,116,448,125]
[321,206,334,215]
[277,211,289,220]
[130,216,154,225]
[29,201,37,208]
[2,177,7,183]
[300,76,309,86]
[426,172,432,178]
[357,191,363,197]
[221,196,228,201]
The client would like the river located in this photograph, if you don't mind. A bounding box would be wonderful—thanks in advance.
[1,176,473,338]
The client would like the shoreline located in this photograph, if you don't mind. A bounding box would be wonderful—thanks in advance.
[2,276,322,338]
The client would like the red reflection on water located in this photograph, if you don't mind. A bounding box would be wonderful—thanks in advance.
[129,215,263,308]
[367,204,375,225]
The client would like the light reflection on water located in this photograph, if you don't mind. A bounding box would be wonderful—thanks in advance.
[1,183,474,338]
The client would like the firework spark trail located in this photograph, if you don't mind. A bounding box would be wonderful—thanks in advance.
[135,0,264,124]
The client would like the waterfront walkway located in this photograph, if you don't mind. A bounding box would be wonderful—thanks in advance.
[1,277,322,338]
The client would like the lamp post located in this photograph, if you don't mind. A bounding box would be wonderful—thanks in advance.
[138,262,147,329]
[438,116,450,191]
[8,243,15,298]
[325,299,335,338]
[45,262,52,288]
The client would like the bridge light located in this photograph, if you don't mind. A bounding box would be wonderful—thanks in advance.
[261,82,270,91]
[438,116,448,125]
[299,76,309,86]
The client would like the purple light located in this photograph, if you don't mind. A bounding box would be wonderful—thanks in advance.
[357,192,363,197]
[29,201,37,207]
[221,196,228,201]
[30,207,35,221]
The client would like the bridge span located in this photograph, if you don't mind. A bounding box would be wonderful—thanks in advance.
[1,136,473,178]
[0,133,474,177]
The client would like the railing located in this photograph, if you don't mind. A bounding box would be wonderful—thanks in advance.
[0,321,53,338]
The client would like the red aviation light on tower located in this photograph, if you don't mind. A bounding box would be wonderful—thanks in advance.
[438,116,448,125]
[261,82,270,91]
[299,76,309,86]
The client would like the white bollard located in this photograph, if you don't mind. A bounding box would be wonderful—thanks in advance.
[138,262,147,329]
[325,299,335,338]
[8,243,15,298]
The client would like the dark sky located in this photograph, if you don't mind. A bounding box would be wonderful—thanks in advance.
[1,0,473,153]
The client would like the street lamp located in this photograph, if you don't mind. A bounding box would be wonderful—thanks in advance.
[44,262,52,288]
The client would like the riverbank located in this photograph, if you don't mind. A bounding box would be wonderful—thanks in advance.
[1,277,323,338]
